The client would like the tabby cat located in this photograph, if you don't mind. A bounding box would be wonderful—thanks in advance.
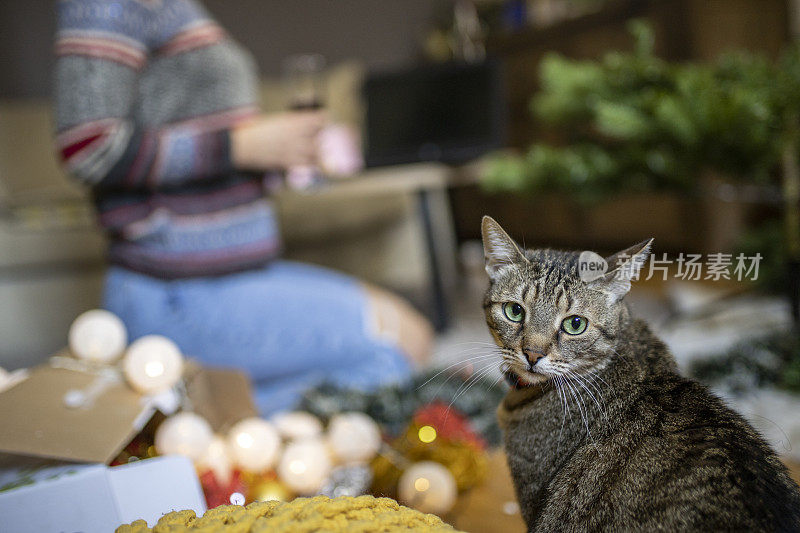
[481,216,800,531]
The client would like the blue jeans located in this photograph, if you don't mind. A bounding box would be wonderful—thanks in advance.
[103,261,412,414]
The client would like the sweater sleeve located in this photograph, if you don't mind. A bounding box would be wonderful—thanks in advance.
[53,0,234,191]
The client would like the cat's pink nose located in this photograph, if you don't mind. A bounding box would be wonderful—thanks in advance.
[523,348,546,365]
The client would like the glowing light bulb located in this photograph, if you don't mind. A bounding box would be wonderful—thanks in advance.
[227,418,280,472]
[123,335,183,394]
[289,460,307,474]
[68,309,128,363]
[271,411,323,441]
[236,432,254,449]
[277,439,331,495]
[145,360,165,378]
[154,412,213,462]
[197,435,233,484]
[418,425,437,443]
[326,412,381,464]
[398,461,457,515]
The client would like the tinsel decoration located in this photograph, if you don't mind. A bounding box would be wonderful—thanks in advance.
[394,423,487,491]
[370,402,489,495]
[300,369,505,445]
[320,464,373,498]
[370,453,404,498]
[413,401,486,450]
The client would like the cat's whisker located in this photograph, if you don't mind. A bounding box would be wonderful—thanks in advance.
[566,370,608,424]
[430,357,502,400]
[582,371,614,407]
[560,372,595,445]
[445,362,500,421]
[554,375,569,452]
[584,368,616,402]
[415,353,501,390]
[447,359,498,400]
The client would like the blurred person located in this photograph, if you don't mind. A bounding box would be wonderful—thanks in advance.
[53,0,433,413]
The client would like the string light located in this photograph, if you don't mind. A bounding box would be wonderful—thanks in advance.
[227,418,281,473]
[418,425,437,443]
[123,335,183,394]
[154,412,213,461]
[327,412,381,464]
[68,309,127,363]
[278,439,331,494]
[398,461,457,515]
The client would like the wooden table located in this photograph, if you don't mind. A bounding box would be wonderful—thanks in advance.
[447,450,526,533]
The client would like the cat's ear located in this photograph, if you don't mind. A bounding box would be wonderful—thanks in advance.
[481,216,528,279]
[588,238,653,302]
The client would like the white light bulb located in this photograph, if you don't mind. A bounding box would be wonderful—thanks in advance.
[155,412,213,462]
[277,439,331,495]
[398,461,457,515]
[227,418,281,473]
[68,309,128,363]
[327,412,381,464]
[123,335,183,394]
[271,411,323,441]
[197,434,233,484]
[144,361,165,378]
[289,459,307,474]
[237,432,254,449]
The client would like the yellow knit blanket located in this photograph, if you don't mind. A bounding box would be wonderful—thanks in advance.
[116,495,461,532]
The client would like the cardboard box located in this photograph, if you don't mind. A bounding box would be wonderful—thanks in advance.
[0,360,257,463]
[0,455,206,532]
[0,357,258,531]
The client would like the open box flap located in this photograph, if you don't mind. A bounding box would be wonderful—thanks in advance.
[184,365,258,433]
[0,362,258,465]
[0,366,150,464]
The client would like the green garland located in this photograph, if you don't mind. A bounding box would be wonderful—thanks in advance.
[300,370,506,447]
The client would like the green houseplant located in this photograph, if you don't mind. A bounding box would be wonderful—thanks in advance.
[483,20,800,323]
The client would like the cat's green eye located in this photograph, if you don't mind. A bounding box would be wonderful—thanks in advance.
[562,315,588,335]
[503,302,525,322]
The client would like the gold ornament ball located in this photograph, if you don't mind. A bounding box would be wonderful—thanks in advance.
[250,479,292,503]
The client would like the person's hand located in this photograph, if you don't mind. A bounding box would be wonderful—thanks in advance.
[230,111,325,171]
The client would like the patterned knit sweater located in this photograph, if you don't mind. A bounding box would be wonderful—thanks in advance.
[54,0,281,278]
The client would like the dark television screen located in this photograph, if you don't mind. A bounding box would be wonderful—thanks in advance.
[363,61,505,168]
